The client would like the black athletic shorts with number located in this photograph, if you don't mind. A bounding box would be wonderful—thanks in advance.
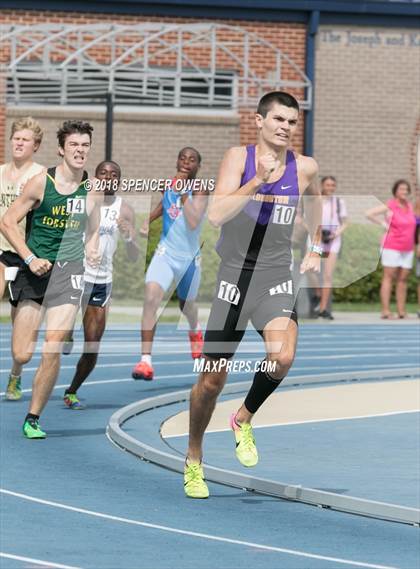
[203,264,298,360]
[9,260,84,308]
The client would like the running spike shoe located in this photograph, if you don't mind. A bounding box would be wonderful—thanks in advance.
[23,417,46,439]
[132,361,154,381]
[230,413,258,467]
[184,462,209,499]
[5,375,22,401]
[63,392,85,410]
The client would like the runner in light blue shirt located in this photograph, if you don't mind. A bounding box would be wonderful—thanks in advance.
[132,147,208,381]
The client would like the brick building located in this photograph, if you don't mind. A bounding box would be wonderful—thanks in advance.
[0,1,419,202]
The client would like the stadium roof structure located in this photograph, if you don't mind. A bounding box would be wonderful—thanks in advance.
[2,0,419,27]
[0,22,312,110]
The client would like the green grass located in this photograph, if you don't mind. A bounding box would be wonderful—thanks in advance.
[332,302,419,313]
[1,302,418,326]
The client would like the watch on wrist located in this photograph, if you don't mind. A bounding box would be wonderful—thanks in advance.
[310,244,323,256]
[24,253,36,265]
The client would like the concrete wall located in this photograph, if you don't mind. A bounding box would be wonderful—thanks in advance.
[314,26,420,201]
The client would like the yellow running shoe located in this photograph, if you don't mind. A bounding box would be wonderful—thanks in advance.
[230,413,258,467]
[184,461,209,499]
[5,375,22,401]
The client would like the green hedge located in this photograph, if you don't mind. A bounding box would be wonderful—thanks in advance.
[332,224,418,303]
[112,217,418,303]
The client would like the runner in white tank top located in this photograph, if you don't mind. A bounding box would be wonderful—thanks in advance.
[84,194,123,286]
[62,161,140,409]
[0,118,45,295]
[1,117,44,402]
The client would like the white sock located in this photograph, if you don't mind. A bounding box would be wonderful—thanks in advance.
[142,354,152,366]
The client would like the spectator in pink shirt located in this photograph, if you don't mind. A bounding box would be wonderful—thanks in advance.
[366,180,416,319]
[414,187,420,318]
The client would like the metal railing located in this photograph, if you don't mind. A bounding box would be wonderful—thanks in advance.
[0,23,312,110]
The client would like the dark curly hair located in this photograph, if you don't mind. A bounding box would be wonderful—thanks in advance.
[57,120,94,149]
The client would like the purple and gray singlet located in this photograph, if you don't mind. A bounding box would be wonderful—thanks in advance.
[216,145,300,270]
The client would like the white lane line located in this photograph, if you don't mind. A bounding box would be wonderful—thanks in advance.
[0,489,399,569]
[0,552,82,569]
[1,365,417,398]
[1,343,419,360]
[164,410,420,438]
[0,360,197,372]
[0,328,417,339]
[0,338,411,347]
[0,374,196,397]
[1,350,419,368]
[293,353,417,361]
[1,338,419,354]
[1,339,419,353]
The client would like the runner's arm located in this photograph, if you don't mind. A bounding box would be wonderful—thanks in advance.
[149,199,164,223]
[140,196,163,237]
[85,184,103,266]
[301,157,322,248]
[299,157,322,273]
[207,147,266,227]
[0,171,45,261]
[181,189,209,229]
[118,201,140,262]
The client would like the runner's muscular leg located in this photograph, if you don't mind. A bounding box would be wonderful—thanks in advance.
[12,300,44,375]
[66,304,108,394]
[179,298,199,329]
[142,281,165,354]
[28,303,78,415]
[187,361,228,462]
[0,262,6,299]
[236,317,298,424]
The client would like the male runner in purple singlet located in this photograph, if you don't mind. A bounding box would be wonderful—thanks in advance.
[183,91,322,498]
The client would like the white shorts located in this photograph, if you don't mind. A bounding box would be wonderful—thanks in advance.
[381,248,414,269]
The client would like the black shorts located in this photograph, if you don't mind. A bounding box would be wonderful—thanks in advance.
[203,264,298,360]
[83,281,113,307]
[0,250,24,268]
[9,260,84,308]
